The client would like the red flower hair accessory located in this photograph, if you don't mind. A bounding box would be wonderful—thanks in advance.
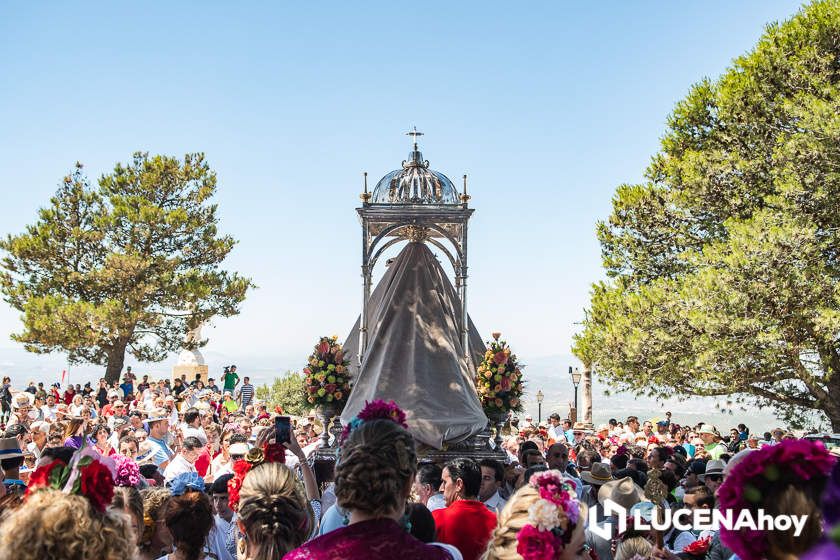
[26,446,115,513]
[718,439,836,560]
[515,470,581,560]
[227,440,286,511]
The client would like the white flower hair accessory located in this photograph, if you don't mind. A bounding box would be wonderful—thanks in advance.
[516,469,581,560]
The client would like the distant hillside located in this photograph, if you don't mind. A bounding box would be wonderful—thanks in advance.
[0,346,784,432]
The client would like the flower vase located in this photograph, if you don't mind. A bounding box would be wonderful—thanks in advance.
[318,402,341,448]
[487,410,509,448]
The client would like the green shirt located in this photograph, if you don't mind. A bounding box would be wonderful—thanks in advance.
[223,399,238,413]
[222,372,239,392]
[705,442,726,460]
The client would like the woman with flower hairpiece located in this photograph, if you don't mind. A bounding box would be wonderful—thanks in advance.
[0,490,138,560]
[0,446,136,560]
[284,400,452,560]
[710,439,836,560]
[483,469,588,560]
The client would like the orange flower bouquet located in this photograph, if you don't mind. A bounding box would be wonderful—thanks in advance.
[302,336,352,409]
[475,332,525,415]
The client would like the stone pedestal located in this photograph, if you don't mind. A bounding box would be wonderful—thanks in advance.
[172,364,209,384]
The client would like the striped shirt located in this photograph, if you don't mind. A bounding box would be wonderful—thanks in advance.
[238,383,254,407]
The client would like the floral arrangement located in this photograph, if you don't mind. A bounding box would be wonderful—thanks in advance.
[516,470,580,560]
[682,536,712,556]
[475,332,524,414]
[113,454,141,487]
[303,335,352,408]
[718,439,836,560]
[227,441,287,510]
[340,399,408,445]
[27,447,115,513]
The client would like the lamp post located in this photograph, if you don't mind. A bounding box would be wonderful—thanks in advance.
[536,389,544,424]
[570,367,582,418]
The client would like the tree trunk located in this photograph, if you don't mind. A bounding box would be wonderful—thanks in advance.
[825,373,840,432]
[104,341,128,386]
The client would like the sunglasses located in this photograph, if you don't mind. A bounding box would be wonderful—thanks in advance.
[231,454,245,460]
[706,474,723,482]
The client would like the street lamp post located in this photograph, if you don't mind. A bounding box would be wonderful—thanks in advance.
[536,389,544,424]
[569,366,582,419]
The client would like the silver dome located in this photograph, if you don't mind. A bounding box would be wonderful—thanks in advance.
[370,147,459,205]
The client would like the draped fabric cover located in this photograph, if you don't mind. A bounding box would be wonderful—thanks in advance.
[341,242,488,449]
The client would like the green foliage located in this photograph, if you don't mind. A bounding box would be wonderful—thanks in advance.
[575,1,840,431]
[255,371,309,416]
[0,153,255,383]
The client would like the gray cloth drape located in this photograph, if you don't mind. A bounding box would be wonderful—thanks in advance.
[340,242,488,449]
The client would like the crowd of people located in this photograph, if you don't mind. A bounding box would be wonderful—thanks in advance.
[0,368,838,560]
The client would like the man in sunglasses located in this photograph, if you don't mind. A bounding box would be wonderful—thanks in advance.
[701,459,726,493]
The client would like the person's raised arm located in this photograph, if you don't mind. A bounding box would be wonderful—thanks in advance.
[285,435,320,501]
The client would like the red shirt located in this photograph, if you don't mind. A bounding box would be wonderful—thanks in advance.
[195,449,211,476]
[432,499,497,560]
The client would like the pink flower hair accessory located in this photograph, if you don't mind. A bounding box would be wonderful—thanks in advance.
[516,469,582,560]
[718,439,836,560]
[113,454,141,487]
[340,399,408,444]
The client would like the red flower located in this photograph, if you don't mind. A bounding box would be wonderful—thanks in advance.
[516,525,558,560]
[262,443,286,464]
[79,459,114,513]
[228,476,242,510]
[493,351,508,366]
[26,459,65,493]
[325,383,337,394]
[317,341,330,355]
[232,459,252,478]
[683,536,712,556]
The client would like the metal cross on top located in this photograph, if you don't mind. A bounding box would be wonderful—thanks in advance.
[406,126,424,150]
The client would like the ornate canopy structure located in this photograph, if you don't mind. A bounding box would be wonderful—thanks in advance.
[357,128,473,364]
[338,129,502,457]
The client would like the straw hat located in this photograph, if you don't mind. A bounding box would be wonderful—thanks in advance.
[697,425,720,437]
[580,462,614,486]
[597,476,644,511]
[0,438,23,460]
[12,392,34,409]
[135,440,157,466]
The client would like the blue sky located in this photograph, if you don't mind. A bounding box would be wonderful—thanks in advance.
[0,2,804,392]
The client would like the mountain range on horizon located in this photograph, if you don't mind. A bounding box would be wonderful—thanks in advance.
[0,345,786,432]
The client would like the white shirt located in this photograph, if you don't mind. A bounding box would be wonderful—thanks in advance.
[482,490,507,513]
[209,454,234,482]
[426,493,446,512]
[41,405,58,422]
[547,424,565,441]
[207,516,235,560]
[182,425,208,445]
[163,453,197,484]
